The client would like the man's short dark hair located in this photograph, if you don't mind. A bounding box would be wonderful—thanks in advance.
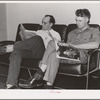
[75,9,91,23]
[45,15,55,25]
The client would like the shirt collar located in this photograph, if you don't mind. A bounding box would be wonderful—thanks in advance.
[44,29,53,32]
[76,25,90,34]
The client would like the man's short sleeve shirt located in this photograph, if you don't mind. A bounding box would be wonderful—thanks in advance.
[67,27,100,45]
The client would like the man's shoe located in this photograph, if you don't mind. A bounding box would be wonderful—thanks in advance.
[19,68,44,89]
[33,68,44,80]
[4,85,16,89]
[43,84,53,89]
[19,79,44,89]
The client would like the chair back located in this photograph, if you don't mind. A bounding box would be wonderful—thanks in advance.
[52,24,67,41]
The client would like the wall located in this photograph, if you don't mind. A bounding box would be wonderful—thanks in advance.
[0,4,7,41]
[6,2,100,41]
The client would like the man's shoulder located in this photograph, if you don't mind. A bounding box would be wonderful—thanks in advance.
[50,29,59,34]
[89,27,100,32]
[69,29,77,34]
[37,29,58,33]
[36,30,43,32]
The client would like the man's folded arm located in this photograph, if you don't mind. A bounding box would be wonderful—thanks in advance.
[67,28,100,50]
[19,24,37,40]
[69,42,99,50]
[19,29,37,40]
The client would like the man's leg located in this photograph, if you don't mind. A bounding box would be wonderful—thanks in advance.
[19,40,59,89]
[6,48,22,86]
[41,40,57,64]
[43,51,60,86]
[29,40,57,80]
[6,36,45,88]
[40,40,57,72]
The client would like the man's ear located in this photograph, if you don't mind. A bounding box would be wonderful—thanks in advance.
[50,23,53,27]
[86,17,89,23]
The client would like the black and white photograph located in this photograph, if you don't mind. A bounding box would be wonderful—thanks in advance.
[0,1,100,99]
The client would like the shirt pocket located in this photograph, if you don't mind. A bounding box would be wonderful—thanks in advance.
[82,33,91,42]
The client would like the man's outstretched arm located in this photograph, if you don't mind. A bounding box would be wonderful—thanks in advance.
[68,42,99,50]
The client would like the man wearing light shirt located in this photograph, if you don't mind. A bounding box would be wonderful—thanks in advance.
[5,15,61,89]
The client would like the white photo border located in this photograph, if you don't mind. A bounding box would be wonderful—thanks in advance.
[0,1,100,99]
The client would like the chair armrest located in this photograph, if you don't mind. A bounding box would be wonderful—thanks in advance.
[89,47,100,57]
[97,48,100,52]
[0,40,15,46]
[89,48,100,71]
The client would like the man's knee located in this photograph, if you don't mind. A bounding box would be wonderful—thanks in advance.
[49,40,55,45]
[79,51,88,64]
[14,41,22,50]
[31,35,43,42]
[48,40,55,48]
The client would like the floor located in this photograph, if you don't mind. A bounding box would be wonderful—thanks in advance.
[54,73,100,89]
[0,63,100,89]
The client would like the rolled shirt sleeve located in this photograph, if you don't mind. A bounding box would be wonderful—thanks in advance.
[90,28,100,44]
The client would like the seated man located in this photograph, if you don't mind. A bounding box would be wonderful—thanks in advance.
[19,8,100,89]
[5,15,61,89]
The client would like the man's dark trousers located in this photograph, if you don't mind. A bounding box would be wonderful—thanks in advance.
[6,35,45,85]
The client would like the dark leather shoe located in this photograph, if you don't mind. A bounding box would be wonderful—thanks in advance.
[34,69,44,80]
[43,84,53,89]
[19,79,44,89]
[19,69,44,89]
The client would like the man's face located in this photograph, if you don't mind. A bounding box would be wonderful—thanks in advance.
[42,16,52,30]
[75,16,88,29]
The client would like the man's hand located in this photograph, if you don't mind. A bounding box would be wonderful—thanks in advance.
[58,41,69,47]
[20,24,26,33]
[19,24,26,40]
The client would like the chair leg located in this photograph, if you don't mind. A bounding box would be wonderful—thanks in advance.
[98,52,100,69]
[27,69,33,79]
[86,55,91,89]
